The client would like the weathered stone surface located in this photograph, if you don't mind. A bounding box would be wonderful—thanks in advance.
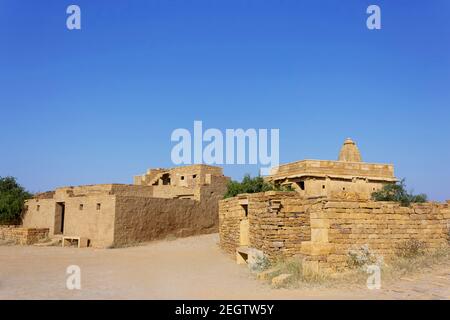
[256,267,280,280]
[0,226,49,245]
[219,194,450,272]
[271,273,293,287]
[266,139,397,199]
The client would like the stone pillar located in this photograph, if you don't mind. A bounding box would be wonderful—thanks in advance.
[300,210,333,273]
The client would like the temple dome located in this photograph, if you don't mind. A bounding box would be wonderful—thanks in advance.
[338,138,362,162]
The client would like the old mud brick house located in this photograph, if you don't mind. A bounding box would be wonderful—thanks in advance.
[219,139,450,272]
[21,165,229,248]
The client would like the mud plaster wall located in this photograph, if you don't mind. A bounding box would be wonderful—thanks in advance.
[22,195,116,248]
[113,195,219,245]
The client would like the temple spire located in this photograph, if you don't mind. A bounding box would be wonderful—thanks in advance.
[338,138,362,162]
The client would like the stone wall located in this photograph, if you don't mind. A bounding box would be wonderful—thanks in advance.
[219,192,313,260]
[219,196,245,254]
[0,226,49,245]
[249,194,314,260]
[219,193,450,271]
[305,199,450,272]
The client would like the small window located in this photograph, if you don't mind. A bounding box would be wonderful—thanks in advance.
[79,204,84,210]
[299,181,305,191]
[373,187,376,191]
[161,173,171,185]
[36,205,40,211]
[242,204,248,217]
[322,185,325,189]
[96,203,101,210]
[342,187,346,191]
[180,176,185,180]
[193,174,197,179]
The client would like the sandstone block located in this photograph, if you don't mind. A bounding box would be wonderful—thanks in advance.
[256,267,280,280]
[271,273,293,287]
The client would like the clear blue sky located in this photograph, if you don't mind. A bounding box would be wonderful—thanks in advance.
[1,0,449,201]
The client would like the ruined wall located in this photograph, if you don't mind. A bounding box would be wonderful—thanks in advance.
[0,226,49,245]
[113,196,217,245]
[135,164,224,188]
[134,165,229,200]
[305,199,450,271]
[219,196,246,254]
[249,194,313,260]
[219,192,312,260]
[219,193,450,271]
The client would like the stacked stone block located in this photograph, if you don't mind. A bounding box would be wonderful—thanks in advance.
[219,193,450,272]
[0,226,49,245]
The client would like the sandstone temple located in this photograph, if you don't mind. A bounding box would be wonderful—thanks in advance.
[266,138,397,198]
[219,139,450,272]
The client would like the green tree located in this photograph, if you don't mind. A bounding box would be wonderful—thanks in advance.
[224,174,293,199]
[0,176,32,225]
[371,179,427,207]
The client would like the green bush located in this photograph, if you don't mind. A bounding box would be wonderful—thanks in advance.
[249,254,271,273]
[223,174,294,199]
[371,178,427,207]
[0,176,32,225]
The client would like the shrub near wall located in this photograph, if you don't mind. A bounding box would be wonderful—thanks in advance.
[0,176,32,225]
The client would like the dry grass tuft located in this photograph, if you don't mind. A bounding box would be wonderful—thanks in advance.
[264,257,330,288]
[262,244,450,289]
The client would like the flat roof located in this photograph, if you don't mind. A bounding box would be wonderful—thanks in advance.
[268,159,396,182]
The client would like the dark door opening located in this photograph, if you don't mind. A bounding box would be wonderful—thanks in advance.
[54,202,65,235]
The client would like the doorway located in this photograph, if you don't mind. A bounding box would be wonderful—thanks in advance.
[54,202,65,235]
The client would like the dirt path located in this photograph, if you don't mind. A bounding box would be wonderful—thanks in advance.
[0,234,449,299]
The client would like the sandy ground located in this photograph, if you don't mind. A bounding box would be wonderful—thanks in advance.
[0,233,449,300]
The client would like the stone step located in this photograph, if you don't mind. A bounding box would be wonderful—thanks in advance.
[33,239,61,247]
[271,273,293,287]
[256,267,281,280]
